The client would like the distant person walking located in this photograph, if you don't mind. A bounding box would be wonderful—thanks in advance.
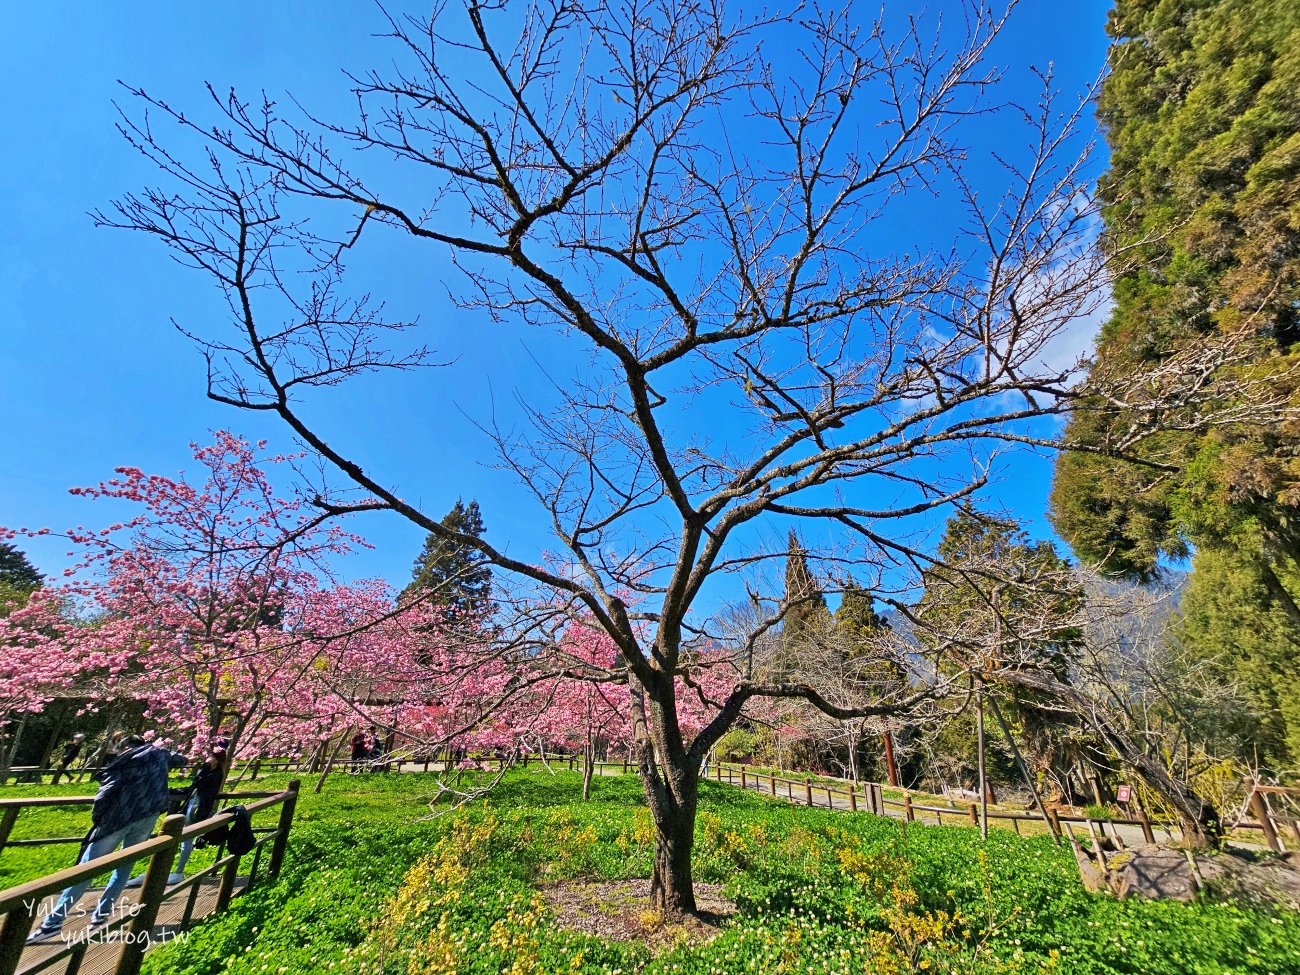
[50,733,86,785]
[26,736,185,944]
[349,730,368,773]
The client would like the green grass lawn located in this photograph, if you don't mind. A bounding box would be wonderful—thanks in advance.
[3,770,1298,974]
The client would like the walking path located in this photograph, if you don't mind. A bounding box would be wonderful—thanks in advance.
[18,876,245,975]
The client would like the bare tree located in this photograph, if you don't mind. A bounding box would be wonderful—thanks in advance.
[906,545,1229,845]
[98,1,1247,910]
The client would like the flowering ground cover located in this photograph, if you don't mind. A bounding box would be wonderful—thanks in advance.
[7,771,1298,973]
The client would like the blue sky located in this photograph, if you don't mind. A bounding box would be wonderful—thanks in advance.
[0,1,1114,597]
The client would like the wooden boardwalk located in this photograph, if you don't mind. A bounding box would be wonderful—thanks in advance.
[17,876,247,975]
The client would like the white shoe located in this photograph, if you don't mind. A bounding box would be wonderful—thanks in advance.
[26,925,61,945]
[125,875,145,888]
[167,872,186,885]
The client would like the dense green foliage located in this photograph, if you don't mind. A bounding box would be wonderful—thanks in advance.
[13,770,1278,974]
[0,539,41,615]
[402,499,493,616]
[781,530,828,660]
[1049,0,1300,769]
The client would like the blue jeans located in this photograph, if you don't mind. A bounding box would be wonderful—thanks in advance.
[42,813,159,929]
[174,792,200,874]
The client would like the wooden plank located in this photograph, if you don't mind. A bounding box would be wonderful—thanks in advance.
[15,876,248,975]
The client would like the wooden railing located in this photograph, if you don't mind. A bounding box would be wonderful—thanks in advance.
[0,758,310,787]
[696,761,1300,850]
[0,780,300,975]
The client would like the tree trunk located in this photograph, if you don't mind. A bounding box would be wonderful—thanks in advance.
[847,726,861,785]
[882,730,900,786]
[0,715,28,781]
[581,735,594,801]
[629,671,700,917]
[650,800,697,916]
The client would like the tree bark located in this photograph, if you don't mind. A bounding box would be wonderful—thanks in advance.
[650,799,697,915]
[581,734,594,802]
[630,672,700,917]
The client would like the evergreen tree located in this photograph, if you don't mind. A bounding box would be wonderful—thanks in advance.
[402,500,492,617]
[781,530,827,654]
[835,587,889,642]
[0,541,41,590]
[917,511,1082,798]
[1049,0,1300,766]
[0,540,42,616]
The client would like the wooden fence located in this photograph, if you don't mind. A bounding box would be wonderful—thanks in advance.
[0,780,300,975]
[698,761,1300,851]
[0,759,310,788]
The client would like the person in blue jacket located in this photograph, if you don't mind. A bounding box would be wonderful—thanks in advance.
[26,735,185,943]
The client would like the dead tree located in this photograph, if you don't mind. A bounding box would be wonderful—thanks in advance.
[97,1,1268,911]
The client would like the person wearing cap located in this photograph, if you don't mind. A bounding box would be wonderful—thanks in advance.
[26,735,185,944]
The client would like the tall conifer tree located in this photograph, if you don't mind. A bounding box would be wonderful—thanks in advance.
[1049,0,1300,767]
[403,500,492,617]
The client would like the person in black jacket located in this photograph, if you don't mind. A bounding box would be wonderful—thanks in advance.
[168,742,227,882]
[27,736,186,943]
[49,733,85,785]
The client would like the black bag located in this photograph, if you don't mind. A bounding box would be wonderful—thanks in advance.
[167,785,194,815]
[226,805,257,857]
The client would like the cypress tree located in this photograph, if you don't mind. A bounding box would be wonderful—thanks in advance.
[1049,0,1300,767]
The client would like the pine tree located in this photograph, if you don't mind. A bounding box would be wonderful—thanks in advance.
[0,541,41,590]
[402,500,492,617]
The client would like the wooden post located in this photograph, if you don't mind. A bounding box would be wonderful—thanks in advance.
[804,778,813,806]
[882,731,899,787]
[1135,803,1155,844]
[1049,807,1062,837]
[1247,782,1284,853]
[902,793,914,823]
[0,897,37,975]
[623,755,628,774]
[849,788,858,812]
[968,803,979,827]
[269,780,301,878]
[0,806,19,855]
[118,814,185,975]
[768,771,776,797]
[976,682,989,840]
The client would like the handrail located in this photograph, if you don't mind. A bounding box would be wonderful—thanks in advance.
[0,834,174,915]
[0,780,299,975]
[0,789,294,856]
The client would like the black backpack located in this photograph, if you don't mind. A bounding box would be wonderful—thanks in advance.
[226,805,257,857]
